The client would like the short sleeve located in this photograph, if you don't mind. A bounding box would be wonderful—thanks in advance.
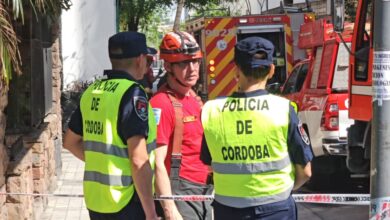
[287,104,314,165]
[68,106,83,135]
[150,93,175,146]
[200,134,212,165]
[118,85,150,144]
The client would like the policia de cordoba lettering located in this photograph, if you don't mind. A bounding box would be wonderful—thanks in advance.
[201,36,313,220]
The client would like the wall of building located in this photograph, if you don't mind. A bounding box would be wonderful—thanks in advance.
[0,18,63,220]
[0,74,9,219]
[62,0,117,90]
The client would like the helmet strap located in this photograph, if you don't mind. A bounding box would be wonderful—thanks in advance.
[167,72,192,95]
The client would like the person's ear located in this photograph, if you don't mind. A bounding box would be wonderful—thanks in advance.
[234,65,241,82]
[267,64,275,79]
[164,61,172,72]
[135,55,143,68]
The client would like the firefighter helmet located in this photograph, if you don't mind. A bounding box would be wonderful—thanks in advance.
[159,31,202,63]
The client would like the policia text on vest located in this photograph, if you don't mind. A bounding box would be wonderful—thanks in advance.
[85,97,104,135]
[83,81,121,136]
[222,97,269,112]
[220,97,272,161]
[222,145,270,161]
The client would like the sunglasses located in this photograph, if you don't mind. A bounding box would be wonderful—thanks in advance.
[172,59,201,69]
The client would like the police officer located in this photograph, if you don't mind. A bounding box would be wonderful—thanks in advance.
[200,36,313,220]
[63,31,159,220]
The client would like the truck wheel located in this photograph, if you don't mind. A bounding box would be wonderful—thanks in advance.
[307,156,350,190]
[346,147,370,174]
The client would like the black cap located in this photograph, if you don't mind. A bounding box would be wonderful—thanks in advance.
[234,36,274,68]
[108,31,157,59]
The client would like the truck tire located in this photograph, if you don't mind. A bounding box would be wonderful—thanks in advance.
[346,147,370,174]
[307,156,350,190]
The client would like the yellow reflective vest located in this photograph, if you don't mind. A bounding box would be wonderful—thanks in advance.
[80,78,156,213]
[201,94,295,208]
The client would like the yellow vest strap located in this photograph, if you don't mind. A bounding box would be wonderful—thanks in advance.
[85,141,128,158]
[84,171,133,187]
[215,185,293,208]
[211,155,291,174]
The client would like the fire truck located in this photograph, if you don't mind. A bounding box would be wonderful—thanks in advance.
[281,18,355,184]
[332,0,385,175]
[186,11,315,100]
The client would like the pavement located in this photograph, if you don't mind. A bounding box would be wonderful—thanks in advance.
[41,149,89,220]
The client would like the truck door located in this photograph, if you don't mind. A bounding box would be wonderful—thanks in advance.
[237,25,287,86]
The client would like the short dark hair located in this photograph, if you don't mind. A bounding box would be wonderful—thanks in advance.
[234,36,274,80]
[235,52,271,80]
[235,63,271,80]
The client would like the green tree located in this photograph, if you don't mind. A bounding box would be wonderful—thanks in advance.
[139,7,172,48]
[120,0,238,32]
[191,1,234,17]
[173,0,238,30]
[118,0,172,31]
[345,0,358,22]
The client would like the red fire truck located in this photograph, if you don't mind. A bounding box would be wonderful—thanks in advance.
[331,0,373,175]
[281,18,354,184]
[330,0,390,177]
[186,12,315,100]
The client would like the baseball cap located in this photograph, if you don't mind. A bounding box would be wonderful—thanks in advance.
[234,36,274,68]
[108,31,157,59]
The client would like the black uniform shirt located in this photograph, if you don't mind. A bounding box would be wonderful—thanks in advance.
[200,89,313,166]
[68,70,149,144]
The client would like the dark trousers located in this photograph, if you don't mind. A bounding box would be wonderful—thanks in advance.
[169,158,213,220]
[213,195,297,220]
[88,192,145,220]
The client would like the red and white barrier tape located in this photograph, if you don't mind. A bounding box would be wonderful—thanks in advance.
[293,194,370,205]
[0,192,370,205]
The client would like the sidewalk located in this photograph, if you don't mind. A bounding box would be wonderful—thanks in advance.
[41,149,89,220]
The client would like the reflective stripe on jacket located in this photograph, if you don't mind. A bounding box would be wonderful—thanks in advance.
[201,94,295,208]
[80,79,156,213]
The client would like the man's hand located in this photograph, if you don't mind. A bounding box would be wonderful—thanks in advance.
[164,205,183,220]
[293,162,312,190]
[154,144,183,220]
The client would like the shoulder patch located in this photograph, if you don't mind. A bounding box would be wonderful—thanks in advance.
[152,108,162,125]
[134,96,148,121]
[298,122,310,145]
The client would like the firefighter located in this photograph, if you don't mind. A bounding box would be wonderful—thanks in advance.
[150,31,213,220]
[138,49,157,98]
[200,36,313,220]
[63,31,159,220]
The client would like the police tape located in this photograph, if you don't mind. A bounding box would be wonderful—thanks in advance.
[293,194,370,205]
[0,192,370,205]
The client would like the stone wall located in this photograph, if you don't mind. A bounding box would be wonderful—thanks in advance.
[0,75,10,220]
[0,19,63,220]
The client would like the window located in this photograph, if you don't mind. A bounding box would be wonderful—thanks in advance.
[310,47,323,89]
[296,63,308,92]
[332,43,350,91]
[282,65,301,95]
[353,0,372,81]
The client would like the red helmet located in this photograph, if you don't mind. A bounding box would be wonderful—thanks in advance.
[159,31,202,63]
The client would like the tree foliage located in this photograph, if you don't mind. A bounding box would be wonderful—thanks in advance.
[173,0,238,31]
[139,6,172,48]
[118,0,172,31]
[345,0,358,22]
[0,0,71,90]
[191,1,235,18]
[119,0,238,31]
